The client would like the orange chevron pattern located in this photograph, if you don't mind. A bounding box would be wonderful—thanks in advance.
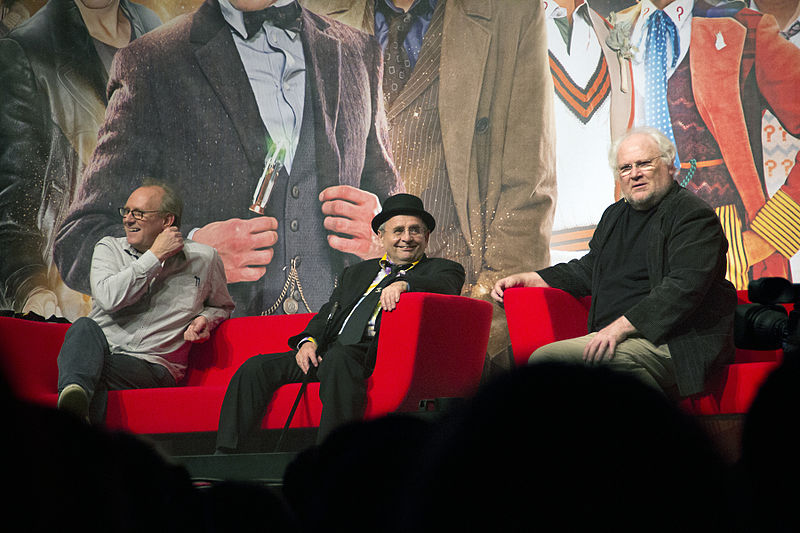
[549,51,611,124]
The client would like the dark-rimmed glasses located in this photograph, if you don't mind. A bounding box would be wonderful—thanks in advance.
[118,207,164,220]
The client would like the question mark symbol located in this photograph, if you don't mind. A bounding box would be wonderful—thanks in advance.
[784,159,794,175]
[764,124,775,143]
[544,0,548,9]
[766,160,776,177]
[781,127,788,142]
[677,6,684,20]
[643,7,650,16]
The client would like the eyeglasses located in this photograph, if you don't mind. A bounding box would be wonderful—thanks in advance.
[118,207,164,220]
[386,225,426,237]
[618,157,660,178]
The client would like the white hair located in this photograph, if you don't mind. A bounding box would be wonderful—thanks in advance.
[608,127,678,173]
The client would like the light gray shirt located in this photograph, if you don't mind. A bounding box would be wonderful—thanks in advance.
[88,236,235,381]
[219,0,306,174]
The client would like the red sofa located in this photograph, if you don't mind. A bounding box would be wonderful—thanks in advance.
[503,287,782,416]
[0,292,492,434]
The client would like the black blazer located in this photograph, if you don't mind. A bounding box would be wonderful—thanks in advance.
[288,255,465,356]
[539,183,737,396]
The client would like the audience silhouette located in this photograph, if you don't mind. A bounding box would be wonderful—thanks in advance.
[2,367,297,532]
[739,356,800,533]
[5,355,795,532]
[4,382,198,531]
[390,362,740,533]
[282,413,434,533]
[196,479,299,533]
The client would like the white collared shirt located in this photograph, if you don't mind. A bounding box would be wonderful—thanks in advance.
[88,237,234,381]
[218,0,305,174]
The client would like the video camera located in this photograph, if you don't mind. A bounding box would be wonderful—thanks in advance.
[735,277,800,359]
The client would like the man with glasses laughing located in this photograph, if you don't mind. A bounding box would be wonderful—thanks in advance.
[55,180,234,424]
[492,127,736,399]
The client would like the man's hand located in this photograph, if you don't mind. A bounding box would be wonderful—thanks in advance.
[743,229,777,266]
[192,217,278,283]
[320,185,383,259]
[296,340,320,374]
[150,226,184,261]
[582,315,636,364]
[184,315,211,343]
[490,272,549,303]
[380,281,408,312]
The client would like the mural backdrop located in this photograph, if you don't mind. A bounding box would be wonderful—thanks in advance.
[1,0,798,372]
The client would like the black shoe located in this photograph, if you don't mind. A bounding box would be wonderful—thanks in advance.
[57,384,89,422]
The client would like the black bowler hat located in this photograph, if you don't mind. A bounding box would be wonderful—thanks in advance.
[371,193,436,234]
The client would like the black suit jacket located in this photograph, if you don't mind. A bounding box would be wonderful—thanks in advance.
[0,0,161,312]
[53,0,402,306]
[288,255,465,358]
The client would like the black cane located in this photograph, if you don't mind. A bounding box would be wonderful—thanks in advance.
[274,301,340,452]
[273,366,314,453]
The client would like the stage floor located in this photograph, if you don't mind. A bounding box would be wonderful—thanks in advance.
[173,452,298,487]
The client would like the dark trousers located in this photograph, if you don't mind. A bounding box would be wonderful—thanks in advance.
[215,339,374,451]
[57,317,176,424]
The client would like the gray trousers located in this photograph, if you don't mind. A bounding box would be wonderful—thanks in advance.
[529,333,676,393]
[57,317,175,424]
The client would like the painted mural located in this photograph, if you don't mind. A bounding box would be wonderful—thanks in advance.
[1,0,798,370]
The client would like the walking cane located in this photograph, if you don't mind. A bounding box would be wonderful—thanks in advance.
[274,301,340,452]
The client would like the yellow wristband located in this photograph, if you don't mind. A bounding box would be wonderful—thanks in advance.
[297,336,317,350]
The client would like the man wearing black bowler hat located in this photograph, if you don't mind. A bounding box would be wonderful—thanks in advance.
[215,193,465,451]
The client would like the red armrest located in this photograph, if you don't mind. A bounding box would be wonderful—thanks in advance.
[260,292,493,429]
[184,313,314,387]
[0,317,69,404]
[368,292,493,415]
[682,361,780,416]
[504,287,590,367]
